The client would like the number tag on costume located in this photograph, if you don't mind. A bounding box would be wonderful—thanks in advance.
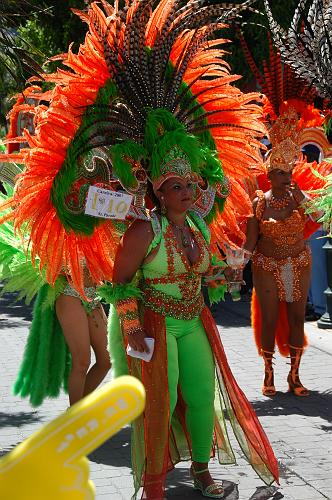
[85,186,133,220]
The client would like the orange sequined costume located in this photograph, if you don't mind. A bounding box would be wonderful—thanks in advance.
[251,190,311,357]
[252,190,311,302]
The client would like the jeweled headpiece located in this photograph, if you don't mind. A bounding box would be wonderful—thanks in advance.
[267,107,300,173]
[152,146,194,192]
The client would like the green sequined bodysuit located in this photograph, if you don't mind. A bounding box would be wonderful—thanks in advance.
[140,213,210,320]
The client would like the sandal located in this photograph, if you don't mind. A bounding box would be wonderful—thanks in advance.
[261,349,276,397]
[287,345,309,397]
[191,466,224,498]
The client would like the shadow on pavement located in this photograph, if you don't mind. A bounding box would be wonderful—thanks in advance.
[248,486,283,499]
[211,293,251,328]
[0,291,33,323]
[89,426,131,468]
[166,470,239,499]
[0,411,41,428]
[1,289,252,328]
[251,389,332,424]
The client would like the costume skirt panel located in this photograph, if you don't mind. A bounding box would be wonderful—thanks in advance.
[251,248,311,356]
[108,305,279,499]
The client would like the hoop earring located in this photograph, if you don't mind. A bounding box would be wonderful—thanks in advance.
[160,196,167,215]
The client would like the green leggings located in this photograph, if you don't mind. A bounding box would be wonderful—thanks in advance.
[166,316,215,462]
[108,307,215,462]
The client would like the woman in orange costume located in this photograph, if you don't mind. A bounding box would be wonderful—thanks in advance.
[244,108,322,397]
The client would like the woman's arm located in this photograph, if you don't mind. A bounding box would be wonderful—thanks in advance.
[112,220,154,353]
[113,219,153,283]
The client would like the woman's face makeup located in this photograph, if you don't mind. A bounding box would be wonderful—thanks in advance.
[158,177,195,212]
[269,169,292,188]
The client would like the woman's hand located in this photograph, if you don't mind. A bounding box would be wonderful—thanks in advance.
[224,265,246,284]
[223,266,235,282]
[289,181,305,204]
[127,327,150,353]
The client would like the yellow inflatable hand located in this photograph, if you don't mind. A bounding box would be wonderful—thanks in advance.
[0,375,145,499]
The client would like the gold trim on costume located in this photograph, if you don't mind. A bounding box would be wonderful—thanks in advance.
[252,247,311,302]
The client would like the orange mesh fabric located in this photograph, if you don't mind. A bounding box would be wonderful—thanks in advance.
[200,306,279,485]
[251,289,308,358]
[127,306,278,499]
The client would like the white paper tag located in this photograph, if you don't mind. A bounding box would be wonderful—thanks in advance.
[126,338,155,362]
[85,186,133,220]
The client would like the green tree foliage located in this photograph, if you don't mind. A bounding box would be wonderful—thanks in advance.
[17,0,88,61]
[0,0,304,129]
[0,1,87,129]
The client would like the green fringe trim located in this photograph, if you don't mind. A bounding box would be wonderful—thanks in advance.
[97,282,143,304]
[208,283,227,305]
[13,284,70,407]
[42,275,67,310]
[204,197,226,225]
[189,210,210,244]
[210,253,226,269]
[110,141,146,188]
[206,254,227,305]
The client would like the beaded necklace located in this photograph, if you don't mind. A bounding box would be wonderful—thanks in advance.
[269,191,291,210]
[168,219,193,248]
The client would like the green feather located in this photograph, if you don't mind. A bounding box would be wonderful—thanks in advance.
[144,108,184,153]
[13,285,70,407]
[110,141,146,187]
[189,210,210,244]
[149,128,205,180]
[97,281,143,303]
[200,147,224,185]
[42,275,67,310]
[208,283,227,305]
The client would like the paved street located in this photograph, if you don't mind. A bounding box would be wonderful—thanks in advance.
[0,293,331,500]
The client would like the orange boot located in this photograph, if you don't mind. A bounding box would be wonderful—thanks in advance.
[261,349,276,397]
[287,345,309,396]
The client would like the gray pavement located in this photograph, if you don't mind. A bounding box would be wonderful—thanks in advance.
[0,292,331,500]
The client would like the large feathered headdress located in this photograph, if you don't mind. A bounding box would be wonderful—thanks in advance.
[237,11,330,217]
[264,0,332,104]
[0,0,266,296]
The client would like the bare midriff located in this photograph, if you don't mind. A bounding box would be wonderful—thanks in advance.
[256,235,306,259]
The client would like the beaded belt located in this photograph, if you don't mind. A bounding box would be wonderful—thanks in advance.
[142,284,204,320]
[62,283,100,312]
[252,247,311,302]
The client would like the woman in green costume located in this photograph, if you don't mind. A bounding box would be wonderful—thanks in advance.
[101,144,279,500]
[112,171,224,498]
